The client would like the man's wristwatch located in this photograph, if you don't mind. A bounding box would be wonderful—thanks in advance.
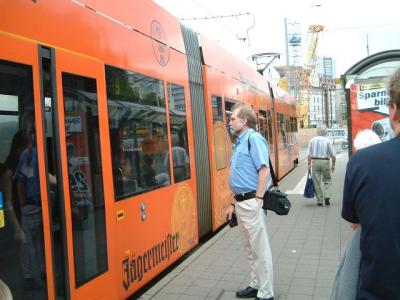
[256,195,263,200]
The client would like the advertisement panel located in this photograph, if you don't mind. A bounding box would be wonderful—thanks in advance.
[65,112,93,224]
[349,80,395,150]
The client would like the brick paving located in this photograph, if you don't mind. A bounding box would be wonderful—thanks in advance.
[138,152,351,300]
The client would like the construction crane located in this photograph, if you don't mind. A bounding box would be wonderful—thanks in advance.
[297,24,324,128]
[305,25,324,80]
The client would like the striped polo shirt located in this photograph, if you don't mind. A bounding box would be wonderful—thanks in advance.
[307,135,336,159]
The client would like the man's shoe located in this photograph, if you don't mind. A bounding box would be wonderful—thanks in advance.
[236,286,258,298]
[255,297,274,300]
[317,203,323,206]
[325,198,330,206]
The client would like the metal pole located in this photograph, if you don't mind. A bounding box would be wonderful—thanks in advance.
[324,87,329,127]
[284,18,289,66]
[329,89,333,127]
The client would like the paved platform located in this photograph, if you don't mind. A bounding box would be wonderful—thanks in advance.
[138,151,351,300]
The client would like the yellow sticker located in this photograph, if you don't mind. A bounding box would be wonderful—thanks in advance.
[0,210,5,228]
[116,210,125,222]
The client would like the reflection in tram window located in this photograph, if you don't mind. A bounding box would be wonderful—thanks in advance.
[167,83,190,183]
[0,60,48,298]
[105,66,170,201]
[62,73,108,287]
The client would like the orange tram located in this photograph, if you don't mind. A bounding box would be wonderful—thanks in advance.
[0,1,299,299]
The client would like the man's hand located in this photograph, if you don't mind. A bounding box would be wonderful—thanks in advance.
[225,203,235,221]
[350,223,359,230]
[15,229,26,243]
[331,156,336,172]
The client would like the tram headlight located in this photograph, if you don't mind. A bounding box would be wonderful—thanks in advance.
[371,118,395,141]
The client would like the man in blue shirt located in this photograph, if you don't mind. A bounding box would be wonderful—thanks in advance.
[342,68,400,299]
[225,103,274,300]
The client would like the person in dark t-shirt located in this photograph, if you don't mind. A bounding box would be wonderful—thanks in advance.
[342,68,400,299]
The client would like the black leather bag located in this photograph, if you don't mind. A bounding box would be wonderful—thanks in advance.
[263,189,291,215]
[248,134,291,216]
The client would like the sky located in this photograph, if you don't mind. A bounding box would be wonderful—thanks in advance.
[154,0,400,77]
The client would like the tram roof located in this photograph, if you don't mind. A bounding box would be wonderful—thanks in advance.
[199,34,270,95]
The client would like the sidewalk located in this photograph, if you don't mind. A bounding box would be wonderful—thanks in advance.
[138,154,351,300]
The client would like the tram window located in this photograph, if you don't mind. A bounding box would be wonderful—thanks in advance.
[0,95,19,162]
[167,83,191,183]
[62,73,108,286]
[266,110,273,145]
[105,66,170,200]
[224,99,236,139]
[285,118,291,144]
[278,113,287,148]
[224,99,235,122]
[259,110,268,142]
[211,95,223,123]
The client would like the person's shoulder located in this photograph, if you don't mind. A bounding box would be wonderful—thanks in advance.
[319,136,331,143]
[311,135,322,141]
[251,131,263,139]
[349,140,392,166]
[250,131,267,144]
[356,139,393,156]
[18,148,30,161]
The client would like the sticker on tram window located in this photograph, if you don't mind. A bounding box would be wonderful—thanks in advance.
[66,112,94,215]
[65,115,82,133]
[0,210,4,228]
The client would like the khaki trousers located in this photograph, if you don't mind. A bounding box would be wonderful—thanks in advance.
[311,159,332,203]
[236,198,274,298]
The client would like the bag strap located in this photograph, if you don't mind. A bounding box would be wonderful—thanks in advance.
[247,132,278,187]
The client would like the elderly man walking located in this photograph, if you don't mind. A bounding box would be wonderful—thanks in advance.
[307,125,336,206]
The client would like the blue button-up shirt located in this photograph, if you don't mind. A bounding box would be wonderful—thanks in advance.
[229,128,271,194]
[16,148,41,202]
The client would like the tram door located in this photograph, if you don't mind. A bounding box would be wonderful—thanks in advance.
[0,36,56,299]
[51,49,114,299]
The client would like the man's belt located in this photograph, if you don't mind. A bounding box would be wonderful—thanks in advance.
[234,190,256,201]
[312,157,329,160]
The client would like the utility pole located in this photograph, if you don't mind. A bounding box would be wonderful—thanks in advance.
[366,34,370,56]
[284,18,289,66]
[320,76,336,127]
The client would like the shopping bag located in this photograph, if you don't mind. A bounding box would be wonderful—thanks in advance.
[303,170,315,198]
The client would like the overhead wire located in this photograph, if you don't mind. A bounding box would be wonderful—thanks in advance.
[325,22,400,32]
[181,0,241,38]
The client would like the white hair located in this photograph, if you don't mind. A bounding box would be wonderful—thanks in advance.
[353,129,381,150]
[317,125,327,136]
